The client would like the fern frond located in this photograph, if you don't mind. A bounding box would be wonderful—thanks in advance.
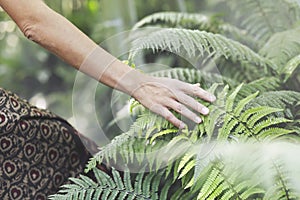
[149,129,178,144]
[132,12,213,31]
[195,161,264,200]
[238,77,281,98]
[228,0,300,43]
[247,91,300,119]
[264,161,300,200]
[50,168,180,200]
[129,28,270,68]
[259,28,300,71]
[178,159,195,180]
[85,132,135,172]
[219,23,261,50]
[217,87,294,141]
[85,86,298,200]
[150,68,237,89]
[280,54,300,82]
[133,11,261,50]
[197,165,223,199]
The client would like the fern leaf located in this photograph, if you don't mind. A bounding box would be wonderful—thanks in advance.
[259,28,300,71]
[150,68,237,88]
[234,91,259,116]
[228,0,300,43]
[216,86,294,141]
[129,28,269,68]
[240,187,265,199]
[264,161,300,200]
[149,129,178,144]
[248,91,300,115]
[240,107,281,122]
[225,84,244,112]
[177,153,195,174]
[112,168,125,190]
[134,172,145,196]
[259,128,295,141]
[132,12,210,30]
[247,109,284,128]
[280,54,300,82]
[68,177,91,188]
[254,118,292,133]
[51,168,169,200]
[184,176,195,189]
[178,159,195,179]
[124,170,133,192]
[132,11,262,50]
[197,166,223,199]
[160,178,173,200]
[142,173,155,198]
[238,76,281,98]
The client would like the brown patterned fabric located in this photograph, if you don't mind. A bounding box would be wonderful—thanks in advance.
[0,88,94,200]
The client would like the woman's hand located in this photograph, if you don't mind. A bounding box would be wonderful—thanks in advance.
[131,76,216,129]
[80,49,216,129]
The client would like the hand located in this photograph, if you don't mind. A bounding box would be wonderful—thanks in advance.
[131,76,216,129]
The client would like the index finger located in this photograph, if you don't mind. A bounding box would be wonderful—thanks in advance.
[183,83,216,102]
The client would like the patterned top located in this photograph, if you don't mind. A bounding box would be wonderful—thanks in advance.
[0,88,95,200]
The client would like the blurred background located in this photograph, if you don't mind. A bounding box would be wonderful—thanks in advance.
[0,0,220,144]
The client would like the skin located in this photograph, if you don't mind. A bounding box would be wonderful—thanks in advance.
[0,0,216,129]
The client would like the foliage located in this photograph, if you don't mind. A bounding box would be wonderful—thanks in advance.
[49,168,182,200]
[49,0,300,199]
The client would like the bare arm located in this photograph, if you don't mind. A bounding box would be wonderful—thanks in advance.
[0,0,216,128]
[0,0,139,93]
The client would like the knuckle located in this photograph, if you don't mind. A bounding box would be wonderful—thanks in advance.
[176,104,183,112]
[165,112,174,121]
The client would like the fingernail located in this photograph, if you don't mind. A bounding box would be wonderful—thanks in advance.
[195,117,202,123]
[202,107,209,115]
[210,95,216,102]
[179,123,186,129]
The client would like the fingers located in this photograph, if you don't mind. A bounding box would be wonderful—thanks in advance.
[183,82,216,102]
[133,78,217,129]
[151,98,204,128]
[178,93,210,116]
[169,100,202,124]
[151,105,186,129]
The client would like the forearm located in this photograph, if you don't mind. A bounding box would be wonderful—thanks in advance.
[0,0,146,94]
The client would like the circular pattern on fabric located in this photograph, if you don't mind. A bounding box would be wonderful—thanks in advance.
[24,143,36,159]
[70,151,80,166]
[62,127,72,143]
[9,96,21,111]
[47,147,59,164]
[34,193,47,200]
[0,112,8,128]
[3,160,17,177]
[19,120,30,133]
[0,136,12,152]
[28,168,41,184]
[41,124,51,139]
[9,186,23,200]
[53,172,64,188]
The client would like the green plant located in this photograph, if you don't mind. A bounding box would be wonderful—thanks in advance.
[50,0,300,199]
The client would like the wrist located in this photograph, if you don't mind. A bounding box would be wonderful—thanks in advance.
[117,68,153,97]
[79,46,155,97]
